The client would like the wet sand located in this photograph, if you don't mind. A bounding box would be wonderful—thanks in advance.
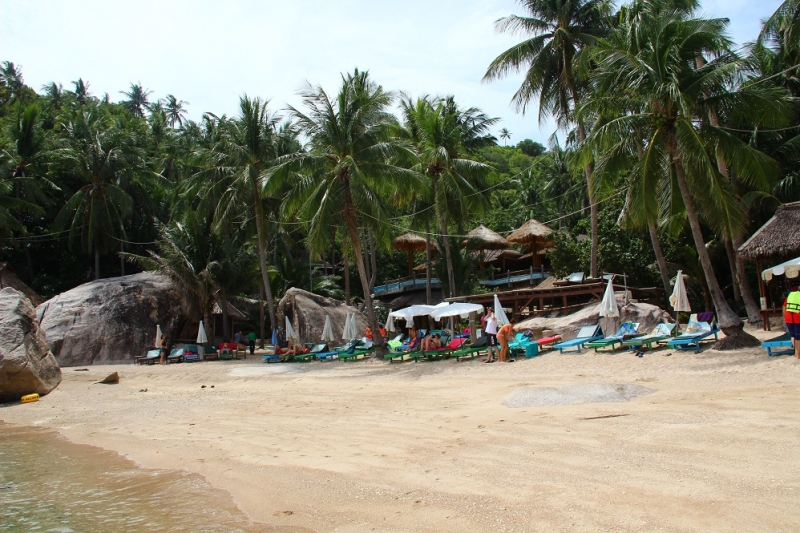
[2,327,799,532]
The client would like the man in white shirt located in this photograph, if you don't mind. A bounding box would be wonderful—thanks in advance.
[484,308,498,363]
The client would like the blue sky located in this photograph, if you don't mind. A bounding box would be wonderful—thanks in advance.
[0,0,784,146]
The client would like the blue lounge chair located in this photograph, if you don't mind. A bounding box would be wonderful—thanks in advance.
[553,325,604,354]
[586,322,641,352]
[761,332,794,356]
[666,318,718,353]
[181,344,201,362]
[135,349,161,365]
[508,333,541,358]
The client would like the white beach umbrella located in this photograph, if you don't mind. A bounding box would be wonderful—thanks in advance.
[429,302,485,321]
[345,313,360,340]
[598,278,619,336]
[493,294,510,327]
[196,320,208,344]
[321,315,336,343]
[342,313,352,340]
[389,302,448,321]
[762,256,800,281]
[155,324,163,348]
[386,313,396,333]
[285,316,297,342]
[669,270,691,331]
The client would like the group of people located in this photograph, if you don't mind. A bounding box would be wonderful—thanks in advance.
[482,308,515,363]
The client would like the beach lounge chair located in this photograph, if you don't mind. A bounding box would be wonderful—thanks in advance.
[181,344,201,363]
[761,332,794,356]
[411,336,462,362]
[167,347,185,363]
[553,325,604,354]
[218,342,237,360]
[622,323,676,350]
[135,349,161,365]
[339,341,374,362]
[507,333,539,358]
[536,334,562,351]
[586,322,641,352]
[666,318,719,353]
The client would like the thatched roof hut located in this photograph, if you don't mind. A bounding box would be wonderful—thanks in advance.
[394,233,436,276]
[462,224,510,250]
[506,219,554,245]
[738,201,800,259]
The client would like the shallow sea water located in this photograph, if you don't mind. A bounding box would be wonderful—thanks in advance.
[0,423,303,533]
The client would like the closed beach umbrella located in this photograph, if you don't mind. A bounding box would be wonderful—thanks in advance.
[670,270,691,330]
[322,315,336,343]
[598,278,619,335]
[285,316,297,342]
[342,313,352,340]
[386,314,396,333]
[493,294,510,327]
[196,320,208,344]
[154,324,163,348]
[346,313,360,340]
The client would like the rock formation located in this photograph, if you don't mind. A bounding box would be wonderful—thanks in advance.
[516,298,672,341]
[36,273,188,366]
[0,288,61,403]
[277,288,368,344]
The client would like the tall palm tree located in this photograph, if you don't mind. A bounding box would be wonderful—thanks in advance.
[71,78,90,106]
[54,110,147,279]
[588,5,787,346]
[162,95,189,128]
[484,0,611,278]
[279,69,420,344]
[399,95,494,297]
[189,96,295,333]
[499,128,512,146]
[120,82,152,118]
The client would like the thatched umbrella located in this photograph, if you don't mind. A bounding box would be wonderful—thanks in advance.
[463,224,510,267]
[394,232,432,276]
[506,219,554,267]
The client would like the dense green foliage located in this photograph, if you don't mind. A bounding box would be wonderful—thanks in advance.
[1,0,798,341]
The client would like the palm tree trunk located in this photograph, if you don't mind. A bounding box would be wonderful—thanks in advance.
[724,238,742,303]
[705,97,762,325]
[343,187,382,346]
[669,145,758,348]
[573,105,598,278]
[425,223,432,305]
[368,228,377,293]
[253,195,277,334]
[94,249,100,280]
[259,283,265,349]
[219,289,230,342]
[204,307,213,348]
[648,223,672,302]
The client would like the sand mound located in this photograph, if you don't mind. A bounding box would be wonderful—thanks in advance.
[503,383,654,407]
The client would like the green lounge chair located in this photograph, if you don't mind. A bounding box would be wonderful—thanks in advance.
[622,323,676,350]
[586,322,641,352]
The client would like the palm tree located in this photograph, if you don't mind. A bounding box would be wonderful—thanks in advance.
[588,5,787,346]
[499,127,512,146]
[120,82,152,118]
[399,95,494,297]
[71,78,90,106]
[162,95,189,128]
[54,110,146,279]
[484,0,610,278]
[279,69,421,344]
[190,96,295,334]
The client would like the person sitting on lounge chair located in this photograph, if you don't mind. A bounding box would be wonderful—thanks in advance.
[421,334,442,351]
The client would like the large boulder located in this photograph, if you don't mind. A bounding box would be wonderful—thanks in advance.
[277,288,368,345]
[0,288,61,403]
[36,273,188,366]
[516,298,672,341]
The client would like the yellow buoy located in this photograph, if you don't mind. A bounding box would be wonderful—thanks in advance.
[21,393,39,403]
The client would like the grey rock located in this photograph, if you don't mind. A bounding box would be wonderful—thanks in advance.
[516,298,672,341]
[278,288,368,344]
[0,288,61,403]
[36,273,187,366]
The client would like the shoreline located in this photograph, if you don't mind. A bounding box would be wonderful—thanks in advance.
[3,328,800,532]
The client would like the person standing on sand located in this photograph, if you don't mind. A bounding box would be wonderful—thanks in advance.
[159,334,168,365]
[248,331,256,355]
[496,321,515,363]
[235,330,242,346]
[484,308,497,363]
[784,287,800,358]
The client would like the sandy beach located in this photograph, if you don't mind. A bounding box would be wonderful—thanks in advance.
[3,327,799,533]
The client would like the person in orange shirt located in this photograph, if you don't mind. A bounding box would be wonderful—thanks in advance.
[364,326,373,341]
[496,321,516,363]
